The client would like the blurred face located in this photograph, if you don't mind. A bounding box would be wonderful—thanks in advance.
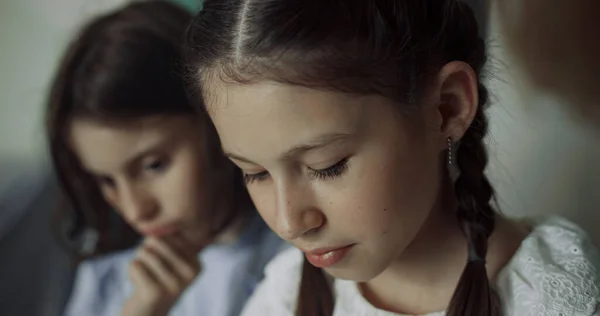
[69,116,211,249]
[208,82,446,281]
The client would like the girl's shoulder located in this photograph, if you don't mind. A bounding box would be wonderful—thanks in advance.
[63,248,135,316]
[241,247,304,316]
[496,216,600,316]
[64,216,288,316]
[200,218,290,316]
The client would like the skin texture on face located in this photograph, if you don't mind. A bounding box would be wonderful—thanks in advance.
[209,81,448,281]
[69,116,211,250]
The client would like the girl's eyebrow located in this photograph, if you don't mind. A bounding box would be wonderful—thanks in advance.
[224,132,352,164]
[123,144,165,170]
[82,142,164,176]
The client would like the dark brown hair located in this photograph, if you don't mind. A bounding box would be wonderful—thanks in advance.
[185,0,498,315]
[47,0,251,260]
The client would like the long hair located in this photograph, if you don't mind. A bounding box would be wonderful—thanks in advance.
[47,1,251,260]
[185,1,499,315]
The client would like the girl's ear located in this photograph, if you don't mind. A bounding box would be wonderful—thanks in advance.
[432,61,479,150]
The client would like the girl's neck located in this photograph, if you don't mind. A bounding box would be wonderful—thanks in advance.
[359,190,527,314]
[360,202,466,314]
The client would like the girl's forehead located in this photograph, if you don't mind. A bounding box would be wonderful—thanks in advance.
[208,82,404,162]
[68,116,198,172]
[208,81,374,118]
[209,82,369,134]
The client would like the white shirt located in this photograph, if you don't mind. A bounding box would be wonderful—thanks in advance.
[63,216,288,316]
[241,217,600,316]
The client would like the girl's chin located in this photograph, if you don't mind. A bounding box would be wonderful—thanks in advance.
[180,230,211,252]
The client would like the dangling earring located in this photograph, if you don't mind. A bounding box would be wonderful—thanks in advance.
[447,137,459,182]
[447,136,453,166]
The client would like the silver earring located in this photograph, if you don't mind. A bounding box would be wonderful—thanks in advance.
[447,137,453,166]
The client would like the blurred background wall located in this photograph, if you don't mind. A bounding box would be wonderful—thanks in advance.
[485,9,600,241]
[0,0,598,315]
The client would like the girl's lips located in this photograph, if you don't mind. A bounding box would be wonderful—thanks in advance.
[303,244,355,268]
[140,224,179,237]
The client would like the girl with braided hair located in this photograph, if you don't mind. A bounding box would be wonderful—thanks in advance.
[184,0,600,315]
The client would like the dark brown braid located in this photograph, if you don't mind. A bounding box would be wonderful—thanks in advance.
[443,2,500,314]
[446,81,500,315]
[297,258,334,316]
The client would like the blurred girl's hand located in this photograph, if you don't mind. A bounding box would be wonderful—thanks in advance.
[121,235,202,316]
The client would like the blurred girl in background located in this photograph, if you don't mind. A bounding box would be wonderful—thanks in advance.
[46,2,284,315]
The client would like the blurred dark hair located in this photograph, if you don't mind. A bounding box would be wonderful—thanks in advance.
[185,0,498,315]
[47,0,251,260]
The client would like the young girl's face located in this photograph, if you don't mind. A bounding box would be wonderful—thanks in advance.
[69,116,212,249]
[209,81,447,281]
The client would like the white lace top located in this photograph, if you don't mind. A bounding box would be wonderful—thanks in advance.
[241,217,600,316]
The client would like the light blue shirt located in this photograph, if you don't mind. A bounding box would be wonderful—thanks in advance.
[63,215,287,316]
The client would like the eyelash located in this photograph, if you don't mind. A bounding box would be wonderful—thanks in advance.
[145,159,167,172]
[97,176,115,187]
[243,171,269,184]
[243,157,350,184]
[93,158,168,189]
